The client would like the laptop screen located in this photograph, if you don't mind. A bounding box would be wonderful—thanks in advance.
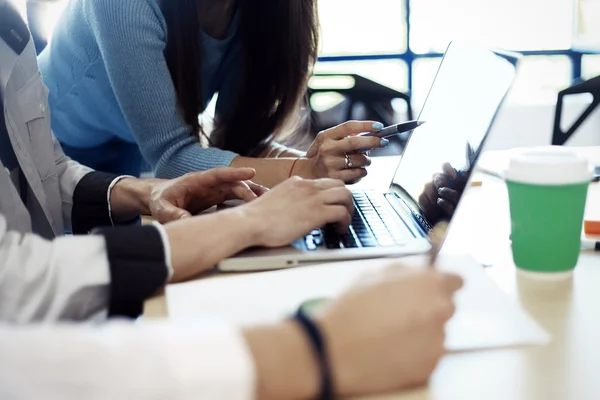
[389,41,518,230]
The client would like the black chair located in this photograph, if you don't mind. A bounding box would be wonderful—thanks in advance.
[307,73,414,156]
[552,75,600,146]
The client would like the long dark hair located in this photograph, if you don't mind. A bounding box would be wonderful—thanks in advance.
[162,0,319,156]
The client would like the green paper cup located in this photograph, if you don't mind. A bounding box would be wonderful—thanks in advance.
[505,147,592,278]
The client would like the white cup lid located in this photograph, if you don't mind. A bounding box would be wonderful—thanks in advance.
[504,146,593,185]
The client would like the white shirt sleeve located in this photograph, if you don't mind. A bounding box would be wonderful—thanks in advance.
[0,214,111,323]
[0,318,256,399]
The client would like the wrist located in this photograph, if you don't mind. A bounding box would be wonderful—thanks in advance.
[236,203,272,248]
[164,207,258,282]
[244,320,320,400]
[110,178,155,218]
[291,158,318,179]
[223,206,263,249]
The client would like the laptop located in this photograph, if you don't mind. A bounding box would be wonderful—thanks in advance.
[219,41,520,271]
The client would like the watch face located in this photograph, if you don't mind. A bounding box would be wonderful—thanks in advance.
[299,297,331,317]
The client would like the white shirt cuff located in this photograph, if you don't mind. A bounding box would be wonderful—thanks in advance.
[151,221,174,282]
[106,175,135,226]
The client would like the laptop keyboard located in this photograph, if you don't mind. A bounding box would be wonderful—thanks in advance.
[303,191,410,250]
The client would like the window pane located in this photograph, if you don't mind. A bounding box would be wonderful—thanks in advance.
[7,0,68,42]
[313,60,409,92]
[582,55,600,79]
[410,0,574,53]
[37,0,69,42]
[507,56,572,104]
[7,0,26,17]
[318,0,406,55]
[574,0,600,50]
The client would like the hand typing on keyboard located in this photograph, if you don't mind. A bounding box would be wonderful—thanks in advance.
[418,162,468,225]
[305,191,410,250]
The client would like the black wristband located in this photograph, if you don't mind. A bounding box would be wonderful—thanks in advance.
[293,306,333,400]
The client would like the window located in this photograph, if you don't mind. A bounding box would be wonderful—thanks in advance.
[410,0,574,52]
[506,56,572,104]
[7,0,68,44]
[574,0,600,50]
[318,0,406,55]
[7,0,26,16]
[316,0,600,106]
[582,55,600,79]
[313,60,408,92]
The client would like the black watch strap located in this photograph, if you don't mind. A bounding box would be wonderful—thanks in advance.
[293,306,334,400]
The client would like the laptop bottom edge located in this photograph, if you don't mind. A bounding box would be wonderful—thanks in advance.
[218,238,431,272]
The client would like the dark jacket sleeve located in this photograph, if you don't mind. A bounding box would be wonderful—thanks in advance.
[71,172,139,234]
[94,225,168,318]
[73,172,166,318]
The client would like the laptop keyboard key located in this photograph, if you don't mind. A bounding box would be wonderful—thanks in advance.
[348,190,413,248]
[324,226,341,249]
[312,235,323,246]
[342,234,359,248]
[305,236,317,251]
[359,237,377,247]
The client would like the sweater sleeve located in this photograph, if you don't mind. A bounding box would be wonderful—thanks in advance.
[81,0,238,178]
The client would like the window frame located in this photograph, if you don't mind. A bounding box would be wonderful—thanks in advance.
[316,0,600,95]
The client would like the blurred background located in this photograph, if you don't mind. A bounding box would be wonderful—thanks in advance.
[8,0,600,153]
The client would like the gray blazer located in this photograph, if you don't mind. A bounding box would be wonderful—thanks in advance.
[0,1,111,323]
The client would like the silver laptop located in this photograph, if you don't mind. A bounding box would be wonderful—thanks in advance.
[219,41,519,271]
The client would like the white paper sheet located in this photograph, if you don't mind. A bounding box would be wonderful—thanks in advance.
[166,254,550,352]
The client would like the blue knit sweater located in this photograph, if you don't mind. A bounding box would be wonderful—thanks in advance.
[38,0,242,178]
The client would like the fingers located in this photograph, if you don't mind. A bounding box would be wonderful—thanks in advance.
[312,178,347,190]
[321,136,386,155]
[153,199,192,223]
[246,180,269,197]
[320,186,354,217]
[307,121,384,158]
[436,272,464,295]
[332,153,371,169]
[184,168,257,189]
[421,182,438,207]
[324,205,352,234]
[229,181,259,203]
[433,173,451,191]
[441,163,457,180]
[330,168,368,183]
[437,187,460,215]
[325,120,384,140]
[438,187,460,204]
[436,198,455,216]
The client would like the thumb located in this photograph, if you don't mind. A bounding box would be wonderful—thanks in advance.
[156,201,193,223]
[305,137,322,158]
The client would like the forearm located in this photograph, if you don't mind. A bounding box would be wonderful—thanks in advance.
[163,207,259,282]
[260,142,305,159]
[277,148,305,158]
[230,157,315,188]
[0,319,255,399]
[244,321,319,400]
